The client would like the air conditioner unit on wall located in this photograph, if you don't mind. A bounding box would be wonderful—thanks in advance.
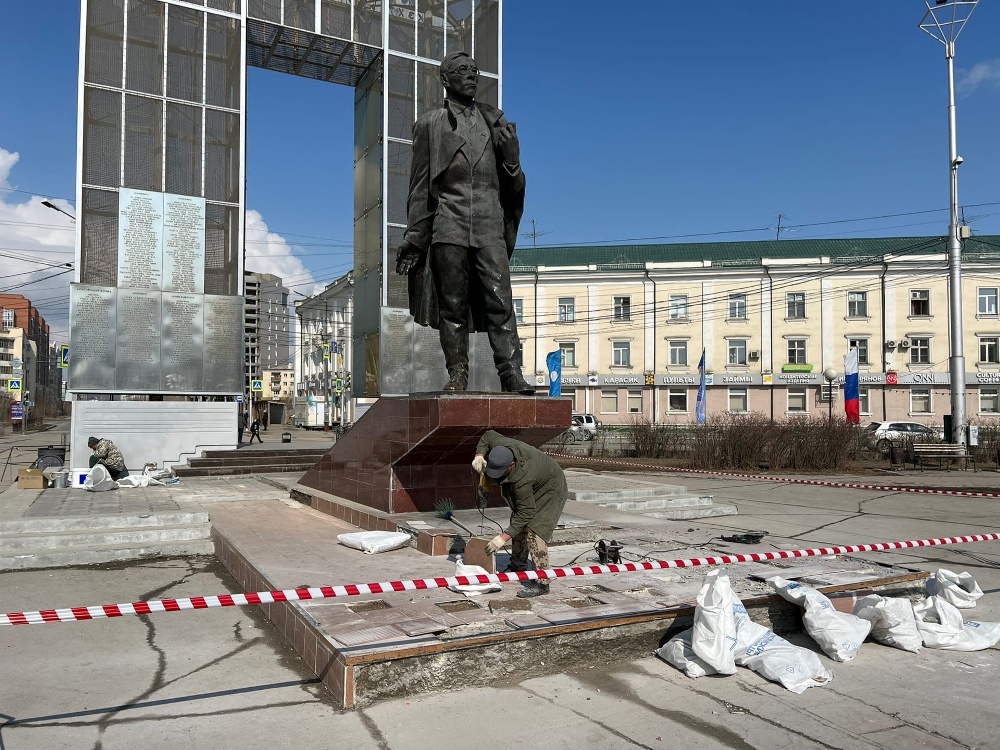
[898,339,911,350]
[885,339,897,349]
[748,350,760,360]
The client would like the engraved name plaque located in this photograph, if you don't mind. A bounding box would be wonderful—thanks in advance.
[163,194,206,293]
[117,189,163,290]
[68,285,117,391]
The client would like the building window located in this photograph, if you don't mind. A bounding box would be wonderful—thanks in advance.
[668,294,688,321]
[558,297,575,323]
[667,388,688,412]
[563,388,578,411]
[0,309,13,328]
[980,388,1000,414]
[859,386,871,415]
[668,340,688,367]
[787,388,808,412]
[786,339,807,365]
[910,289,930,317]
[848,291,867,317]
[601,389,618,413]
[980,337,1000,364]
[612,341,631,367]
[513,298,524,324]
[909,337,930,364]
[848,338,869,365]
[786,292,805,319]
[559,341,576,368]
[613,296,631,321]
[728,294,747,320]
[627,389,643,414]
[728,388,748,412]
[727,339,747,366]
[978,288,998,316]
[910,387,932,414]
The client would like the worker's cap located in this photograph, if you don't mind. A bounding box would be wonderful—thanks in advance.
[485,446,515,478]
[87,436,99,447]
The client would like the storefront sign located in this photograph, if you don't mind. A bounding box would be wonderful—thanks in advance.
[781,364,814,373]
[657,375,697,385]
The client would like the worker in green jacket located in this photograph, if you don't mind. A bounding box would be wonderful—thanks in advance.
[473,430,568,598]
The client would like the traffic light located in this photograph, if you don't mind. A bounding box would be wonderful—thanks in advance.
[345,372,351,390]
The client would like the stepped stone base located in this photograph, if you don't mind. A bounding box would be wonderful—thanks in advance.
[298,394,570,514]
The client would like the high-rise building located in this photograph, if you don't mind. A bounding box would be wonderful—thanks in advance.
[244,271,290,397]
[0,294,52,418]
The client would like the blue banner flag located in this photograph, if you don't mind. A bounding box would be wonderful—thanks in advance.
[695,348,707,424]
[546,350,562,398]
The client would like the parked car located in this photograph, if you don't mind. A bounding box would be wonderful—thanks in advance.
[561,422,590,443]
[573,413,601,435]
[863,421,944,453]
[570,415,595,440]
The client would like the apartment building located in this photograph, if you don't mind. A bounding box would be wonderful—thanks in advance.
[509,235,1000,426]
[295,272,354,426]
[0,294,50,397]
[244,272,290,397]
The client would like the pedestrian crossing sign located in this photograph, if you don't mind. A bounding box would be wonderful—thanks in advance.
[323,343,331,359]
[59,345,70,368]
[335,378,343,394]
[251,379,263,392]
[8,379,21,392]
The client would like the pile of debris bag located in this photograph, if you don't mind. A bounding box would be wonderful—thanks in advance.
[657,567,999,693]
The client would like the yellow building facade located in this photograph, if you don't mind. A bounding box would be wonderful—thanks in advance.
[510,235,1000,427]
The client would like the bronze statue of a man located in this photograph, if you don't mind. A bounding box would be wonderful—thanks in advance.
[395,51,533,395]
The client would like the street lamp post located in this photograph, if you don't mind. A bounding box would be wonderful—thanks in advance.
[41,200,76,222]
[823,368,839,424]
[920,0,978,445]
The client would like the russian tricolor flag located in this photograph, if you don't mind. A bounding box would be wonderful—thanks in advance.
[844,348,860,424]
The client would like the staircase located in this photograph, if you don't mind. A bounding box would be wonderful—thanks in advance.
[172,448,329,478]
[569,482,738,520]
[0,511,214,570]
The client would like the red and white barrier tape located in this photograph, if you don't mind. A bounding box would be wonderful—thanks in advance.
[548,452,1000,498]
[3,532,998,626]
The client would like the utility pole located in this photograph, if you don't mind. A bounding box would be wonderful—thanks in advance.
[920,0,977,445]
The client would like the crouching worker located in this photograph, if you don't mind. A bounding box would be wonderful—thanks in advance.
[87,436,129,480]
[473,430,568,599]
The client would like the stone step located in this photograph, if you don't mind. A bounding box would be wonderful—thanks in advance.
[0,523,212,553]
[0,538,216,571]
[598,495,712,512]
[569,485,690,503]
[643,504,740,520]
[199,448,328,460]
[0,511,210,535]
[187,455,322,468]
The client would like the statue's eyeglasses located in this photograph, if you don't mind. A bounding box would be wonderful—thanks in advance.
[451,64,479,76]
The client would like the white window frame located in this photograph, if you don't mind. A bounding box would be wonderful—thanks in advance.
[727,339,747,366]
[668,294,688,321]
[979,388,1000,414]
[979,337,999,365]
[848,291,868,317]
[787,387,808,413]
[668,340,688,367]
[600,389,618,414]
[910,387,932,414]
[558,297,575,323]
[612,341,631,367]
[559,341,577,368]
[858,386,871,415]
[728,388,748,413]
[848,338,869,365]
[909,337,930,365]
[728,294,747,320]
[512,298,524,324]
[787,338,807,365]
[667,388,688,413]
[627,389,643,414]
[786,292,805,319]
[978,287,998,316]
[613,296,631,322]
[910,289,931,317]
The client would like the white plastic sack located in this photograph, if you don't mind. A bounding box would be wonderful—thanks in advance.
[448,559,502,596]
[732,599,834,693]
[925,569,983,609]
[82,464,117,492]
[337,531,411,554]
[117,474,164,488]
[690,568,738,674]
[767,576,871,662]
[655,628,717,678]
[912,596,1000,651]
[853,594,922,653]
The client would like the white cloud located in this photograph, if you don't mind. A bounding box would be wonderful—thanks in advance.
[957,58,1000,94]
[244,209,323,298]
[0,147,76,345]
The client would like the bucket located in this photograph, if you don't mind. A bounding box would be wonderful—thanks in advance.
[54,470,71,489]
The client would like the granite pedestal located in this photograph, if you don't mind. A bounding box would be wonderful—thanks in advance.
[298,394,570,522]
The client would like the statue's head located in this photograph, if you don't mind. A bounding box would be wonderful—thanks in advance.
[440,51,478,102]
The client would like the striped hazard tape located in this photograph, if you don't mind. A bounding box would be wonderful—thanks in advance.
[2,533,998,626]
[548,452,1000,498]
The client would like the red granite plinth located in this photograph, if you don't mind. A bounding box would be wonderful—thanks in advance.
[298,394,570,514]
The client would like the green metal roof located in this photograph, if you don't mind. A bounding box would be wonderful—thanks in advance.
[509,234,1000,270]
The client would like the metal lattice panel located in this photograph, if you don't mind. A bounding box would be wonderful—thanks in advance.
[85,0,125,87]
[80,188,120,287]
[246,19,380,87]
[123,94,163,191]
[82,88,122,189]
[165,102,202,197]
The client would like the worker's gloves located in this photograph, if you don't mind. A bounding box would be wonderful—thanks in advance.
[472,455,487,475]
[485,534,508,556]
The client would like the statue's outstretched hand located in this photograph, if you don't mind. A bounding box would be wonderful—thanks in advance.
[496,122,520,168]
[395,242,425,275]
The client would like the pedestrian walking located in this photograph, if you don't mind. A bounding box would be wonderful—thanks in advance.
[248,416,263,444]
[262,410,269,432]
[237,411,247,445]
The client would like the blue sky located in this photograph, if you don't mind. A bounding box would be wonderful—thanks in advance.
[1,1,998,343]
